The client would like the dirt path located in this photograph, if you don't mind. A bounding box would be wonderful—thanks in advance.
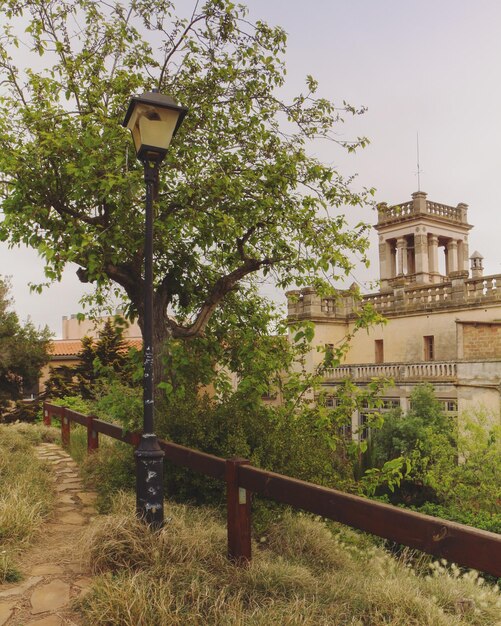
[0,442,96,626]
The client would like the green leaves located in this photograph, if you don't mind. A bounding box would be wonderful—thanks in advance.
[0,0,373,360]
[0,277,51,410]
[361,456,411,497]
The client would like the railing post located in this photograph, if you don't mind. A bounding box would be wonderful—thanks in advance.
[43,402,51,426]
[226,457,252,566]
[87,415,99,454]
[61,408,70,449]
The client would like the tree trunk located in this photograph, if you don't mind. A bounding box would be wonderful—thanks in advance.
[137,299,171,405]
[152,302,170,395]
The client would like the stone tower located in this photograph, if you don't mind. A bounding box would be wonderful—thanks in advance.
[375,191,472,290]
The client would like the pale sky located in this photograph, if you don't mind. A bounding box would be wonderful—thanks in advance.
[2,0,501,337]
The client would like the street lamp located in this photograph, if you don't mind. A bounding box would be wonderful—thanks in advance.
[122,90,188,528]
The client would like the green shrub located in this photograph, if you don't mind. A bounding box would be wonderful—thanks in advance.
[156,391,347,507]
[92,380,142,433]
[80,441,136,513]
[366,387,500,528]
[412,502,501,535]
[51,395,93,414]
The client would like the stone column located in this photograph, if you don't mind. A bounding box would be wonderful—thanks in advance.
[414,231,429,283]
[458,237,469,273]
[378,238,393,288]
[390,242,397,278]
[428,234,439,280]
[447,240,458,274]
[396,237,407,275]
[451,273,467,303]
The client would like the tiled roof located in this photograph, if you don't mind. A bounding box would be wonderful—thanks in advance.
[49,340,83,357]
[49,338,143,358]
[125,338,143,350]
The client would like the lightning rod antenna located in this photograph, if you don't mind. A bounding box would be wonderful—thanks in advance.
[415,132,423,191]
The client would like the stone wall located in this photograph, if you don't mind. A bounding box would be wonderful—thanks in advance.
[462,323,501,360]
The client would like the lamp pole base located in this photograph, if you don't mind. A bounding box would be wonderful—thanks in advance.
[135,433,165,529]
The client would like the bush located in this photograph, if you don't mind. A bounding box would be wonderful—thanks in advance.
[156,391,348,507]
[367,386,500,523]
[80,441,136,513]
[426,411,501,514]
[371,383,454,466]
[411,503,501,535]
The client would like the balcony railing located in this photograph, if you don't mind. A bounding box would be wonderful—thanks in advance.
[324,361,457,382]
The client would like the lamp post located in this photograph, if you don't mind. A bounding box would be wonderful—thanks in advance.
[122,90,188,528]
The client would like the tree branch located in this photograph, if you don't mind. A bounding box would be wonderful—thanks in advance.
[170,255,276,339]
[158,9,206,87]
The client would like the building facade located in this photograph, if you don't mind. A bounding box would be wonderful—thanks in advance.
[287,192,501,433]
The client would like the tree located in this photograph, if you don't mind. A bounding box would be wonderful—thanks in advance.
[77,319,135,397]
[45,318,138,399]
[369,384,456,505]
[0,276,50,414]
[0,0,374,383]
[424,410,500,514]
[372,383,452,465]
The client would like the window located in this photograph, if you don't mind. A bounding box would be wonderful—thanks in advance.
[325,395,351,437]
[424,335,434,361]
[382,398,400,410]
[261,383,278,401]
[326,395,339,408]
[358,412,370,440]
[339,423,352,439]
[261,391,277,401]
[324,343,335,366]
[357,398,399,441]
[375,339,384,363]
[443,400,458,413]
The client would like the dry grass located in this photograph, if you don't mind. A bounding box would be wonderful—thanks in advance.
[6,420,60,445]
[78,493,501,626]
[0,551,21,583]
[0,423,56,581]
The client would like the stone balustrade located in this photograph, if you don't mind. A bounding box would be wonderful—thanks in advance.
[426,201,462,220]
[377,201,414,222]
[465,276,498,298]
[361,291,395,311]
[377,197,468,226]
[288,274,501,320]
[324,361,457,382]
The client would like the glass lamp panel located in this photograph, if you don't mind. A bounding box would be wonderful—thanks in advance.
[131,123,142,155]
[125,103,144,133]
[138,116,176,152]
